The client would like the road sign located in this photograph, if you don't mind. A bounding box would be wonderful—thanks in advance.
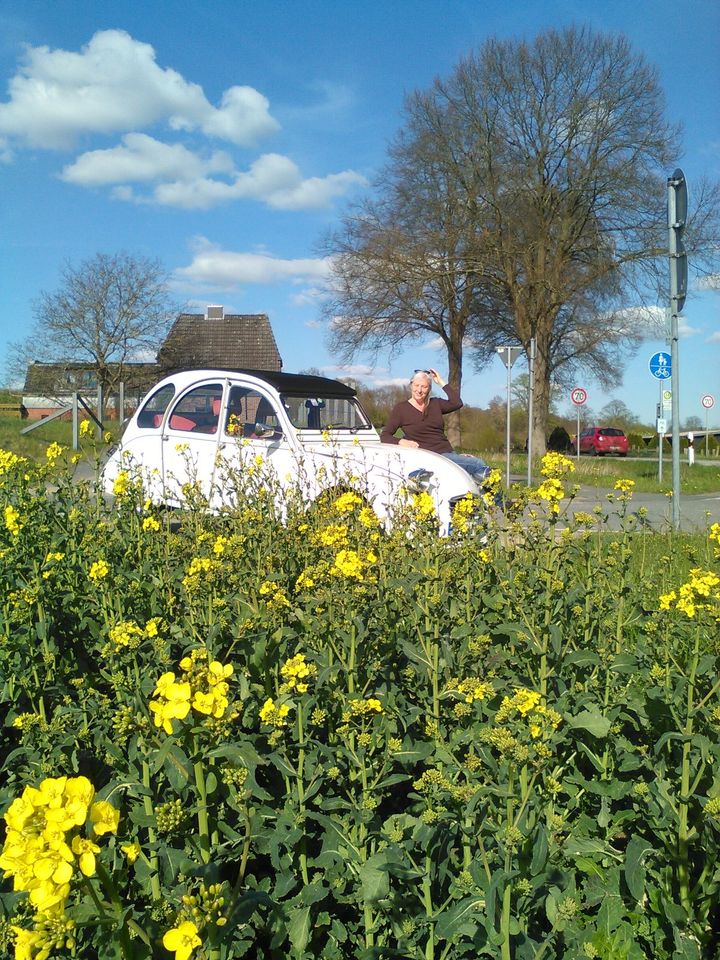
[497,345,523,369]
[570,387,587,406]
[649,351,672,380]
[702,394,715,409]
[657,418,667,435]
[663,390,672,403]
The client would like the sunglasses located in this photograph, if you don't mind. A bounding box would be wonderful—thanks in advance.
[413,369,431,375]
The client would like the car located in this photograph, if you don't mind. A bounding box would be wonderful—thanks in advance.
[102,368,490,533]
[574,426,629,457]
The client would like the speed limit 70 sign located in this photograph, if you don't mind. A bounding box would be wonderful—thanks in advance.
[571,387,587,406]
[702,394,715,409]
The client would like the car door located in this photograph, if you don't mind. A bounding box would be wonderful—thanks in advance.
[161,381,224,505]
[213,382,296,507]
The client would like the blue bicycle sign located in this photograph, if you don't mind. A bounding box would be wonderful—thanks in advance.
[649,352,672,380]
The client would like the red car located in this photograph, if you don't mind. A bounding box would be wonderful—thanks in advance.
[575,426,628,457]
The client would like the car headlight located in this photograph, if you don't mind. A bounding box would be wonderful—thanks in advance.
[408,468,434,491]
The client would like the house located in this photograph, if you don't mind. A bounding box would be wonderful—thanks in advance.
[157,306,282,373]
[22,362,159,421]
[22,306,283,419]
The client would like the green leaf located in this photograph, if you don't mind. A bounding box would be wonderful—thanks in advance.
[530,824,548,876]
[288,905,311,955]
[624,836,653,902]
[360,853,389,903]
[435,895,483,941]
[568,709,612,738]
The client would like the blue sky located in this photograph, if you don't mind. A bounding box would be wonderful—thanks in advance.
[0,0,718,426]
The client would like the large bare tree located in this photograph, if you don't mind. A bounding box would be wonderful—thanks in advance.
[326,27,720,453]
[10,251,175,400]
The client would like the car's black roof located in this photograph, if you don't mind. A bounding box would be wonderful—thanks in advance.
[198,368,358,398]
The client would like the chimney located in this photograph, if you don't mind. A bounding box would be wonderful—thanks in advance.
[206,305,224,320]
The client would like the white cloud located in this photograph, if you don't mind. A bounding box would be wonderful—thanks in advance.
[175,238,333,289]
[321,364,382,378]
[0,29,278,149]
[149,153,366,210]
[696,274,720,291]
[60,133,233,185]
[705,331,720,343]
[304,319,323,329]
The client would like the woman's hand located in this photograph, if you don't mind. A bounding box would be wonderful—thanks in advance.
[427,368,447,388]
[398,438,420,448]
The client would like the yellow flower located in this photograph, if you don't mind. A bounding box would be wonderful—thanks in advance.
[90,800,120,836]
[333,549,365,580]
[46,442,64,465]
[412,491,436,518]
[540,452,575,478]
[71,835,100,876]
[142,515,161,532]
[334,491,362,513]
[113,471,131,497]
[163,920,202,960]
[121,841,141,863]
[259,698,291,728]
[4,504,22,537]
[280,653,317,693]
[149,672,192,734]
[89,559,110,582]
[80,419,94,437]
[614,478,635,493]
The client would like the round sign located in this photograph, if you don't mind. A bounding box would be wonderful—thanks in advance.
[701,394,715,409]
[571,387,587,406]
[663,390,672,403]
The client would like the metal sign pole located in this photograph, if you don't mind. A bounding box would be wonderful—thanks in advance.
[668,168,687,530]
[658,381,663,485]
[576,406,580,462]
[526,338,535,487]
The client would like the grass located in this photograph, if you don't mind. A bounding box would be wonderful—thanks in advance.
[483,451,720,494]
[0,415,121,462]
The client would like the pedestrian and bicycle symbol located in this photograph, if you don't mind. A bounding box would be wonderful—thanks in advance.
[649,352,672,380]
[570,387,587,406]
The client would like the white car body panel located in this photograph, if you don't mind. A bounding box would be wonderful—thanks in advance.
[103,369,481,533]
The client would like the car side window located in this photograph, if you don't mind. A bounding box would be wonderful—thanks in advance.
[225,386,283,439]
[137,384,175,428]
[168,383,223,434]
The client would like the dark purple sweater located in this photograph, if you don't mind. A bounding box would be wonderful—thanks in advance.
[380,385,463,454]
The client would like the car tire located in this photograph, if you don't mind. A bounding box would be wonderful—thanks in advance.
[619,452,627,457]
[589,445,597,456]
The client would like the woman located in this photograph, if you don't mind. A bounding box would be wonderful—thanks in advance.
[380,369,491,482]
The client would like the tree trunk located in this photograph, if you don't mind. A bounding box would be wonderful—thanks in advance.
[530,340,551,458]
[445,337,463,449]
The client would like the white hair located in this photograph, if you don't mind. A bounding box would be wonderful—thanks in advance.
[410,371,432,387]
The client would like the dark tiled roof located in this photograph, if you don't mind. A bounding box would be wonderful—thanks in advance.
[23,362,159,394]
[157,314,282,373]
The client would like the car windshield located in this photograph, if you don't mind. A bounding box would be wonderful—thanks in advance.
[600,428,625,437]
[280,394,372,431]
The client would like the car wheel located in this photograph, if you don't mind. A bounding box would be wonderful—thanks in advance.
[589,445,597,456]
[619,452,627,457]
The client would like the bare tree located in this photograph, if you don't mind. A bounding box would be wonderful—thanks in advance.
[324,112,511,446]
[9,252,176,400]
[326,27,720,454]
[598,399,640,428]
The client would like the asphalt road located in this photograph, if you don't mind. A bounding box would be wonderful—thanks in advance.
[564,486,720,532]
